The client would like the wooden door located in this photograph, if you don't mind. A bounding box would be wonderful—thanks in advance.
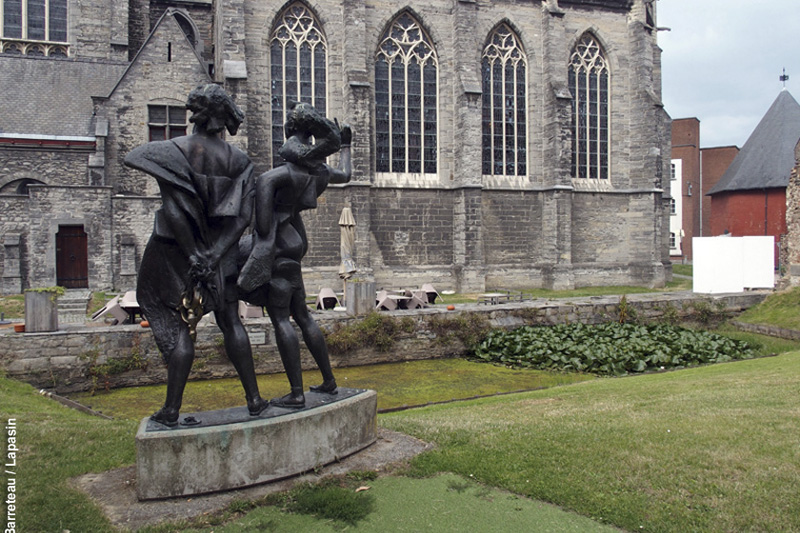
[56,225,88,288]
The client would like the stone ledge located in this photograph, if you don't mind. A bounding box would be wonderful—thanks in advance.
[136,388,378,500]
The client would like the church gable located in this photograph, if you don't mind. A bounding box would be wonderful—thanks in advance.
[99,9,212,194]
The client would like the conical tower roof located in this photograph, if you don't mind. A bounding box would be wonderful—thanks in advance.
[708,89,800,195]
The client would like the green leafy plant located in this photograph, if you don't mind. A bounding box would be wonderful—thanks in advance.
[472,322,756,376]
[326,312,415,354]
[427,312,492,350]
[616,294,637,324]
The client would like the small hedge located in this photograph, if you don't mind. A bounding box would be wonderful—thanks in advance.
[472,322,757,376]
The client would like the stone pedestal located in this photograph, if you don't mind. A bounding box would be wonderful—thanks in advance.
[345,281,375,316]
[24,291,59,332]
[135,388,377,500]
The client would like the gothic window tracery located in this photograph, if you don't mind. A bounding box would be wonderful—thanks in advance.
[481,24,527,177]
[375,12,437,174]
[569,33,609,180]
[270,3,327,168]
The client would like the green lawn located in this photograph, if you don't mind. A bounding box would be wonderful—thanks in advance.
[382,351,800,533]
[150,474,620,533]
[4,350,800,531]
[736,286,800,331]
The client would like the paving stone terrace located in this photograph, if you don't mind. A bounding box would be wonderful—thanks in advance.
[0,291,768,395]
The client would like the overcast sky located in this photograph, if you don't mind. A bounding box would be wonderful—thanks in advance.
[657,0,800,148]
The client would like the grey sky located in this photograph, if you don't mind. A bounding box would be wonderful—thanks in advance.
[657,0,800,149]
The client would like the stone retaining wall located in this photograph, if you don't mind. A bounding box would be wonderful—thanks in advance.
[730,320,800,341]
[0,292,768,394]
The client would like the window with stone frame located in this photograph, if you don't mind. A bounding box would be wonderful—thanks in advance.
[375,12,438,174]
[670,197,676,215]
[569,33,610,180]
[1,0,67,43]
[270,2,327,168]
[148,105,187,141]
[645,0,656,28]
[481,23,527,177]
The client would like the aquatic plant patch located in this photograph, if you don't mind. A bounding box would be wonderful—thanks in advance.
[473,322,756,375]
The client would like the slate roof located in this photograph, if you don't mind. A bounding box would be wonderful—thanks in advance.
[708,90,800,195]
[0,56,126,138]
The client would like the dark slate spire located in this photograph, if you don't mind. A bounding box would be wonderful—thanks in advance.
[708,90,800,195]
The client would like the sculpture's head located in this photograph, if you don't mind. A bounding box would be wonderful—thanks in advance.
[186,84,245,135]
[283,101,321,139]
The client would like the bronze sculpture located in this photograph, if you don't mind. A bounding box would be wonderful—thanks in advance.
[239,101,351,407]
[124,84,268,426]
[126,85,352,424]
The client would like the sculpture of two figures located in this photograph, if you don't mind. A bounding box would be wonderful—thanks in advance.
[124,84,351,427]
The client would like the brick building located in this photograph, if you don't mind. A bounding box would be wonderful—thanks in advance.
[707,90,800,267]
[0,0,671,295]
[670,118,739,262]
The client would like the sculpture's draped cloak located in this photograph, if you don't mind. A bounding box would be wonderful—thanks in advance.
[238,162,331,308]
[125,138,254,361]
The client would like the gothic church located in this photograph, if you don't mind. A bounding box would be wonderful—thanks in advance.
[0,0,672,294]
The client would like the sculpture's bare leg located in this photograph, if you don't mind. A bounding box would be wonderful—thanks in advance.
[215,302,269,415]
[266,303,306,407]
[291,292,337,394]
[151,327,194,426]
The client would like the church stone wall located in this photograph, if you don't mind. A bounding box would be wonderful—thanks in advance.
[99,14,211,195]
[26,186,114,290]
[0,196,30,294]
[0,148,90,189]
[0,0,670,294]
[110,196,161,290]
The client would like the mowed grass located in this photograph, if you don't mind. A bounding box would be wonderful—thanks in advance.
[4,349,800,531]
[381,351,800,533]
[71,358,595,420]
[0,376,137,532]
[736,286,800,331]
[156,474,620,533]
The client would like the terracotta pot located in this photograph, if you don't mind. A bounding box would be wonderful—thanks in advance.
[13,324,25,333]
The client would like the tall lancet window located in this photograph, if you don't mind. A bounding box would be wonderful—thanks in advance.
[375,13,438,174]
[569,33,610,180]
[481,24,527,176]
[270,3,327,167]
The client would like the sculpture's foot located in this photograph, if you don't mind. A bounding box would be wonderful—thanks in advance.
[310,379,338,395]
[247,396,270,416]
[150,407,179,427]
[272,391,306,408]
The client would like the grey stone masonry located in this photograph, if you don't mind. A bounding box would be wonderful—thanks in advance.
[0,0,671,294]
[0,291,767,395]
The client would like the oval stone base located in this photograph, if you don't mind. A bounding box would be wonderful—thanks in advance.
[135,388,377,500]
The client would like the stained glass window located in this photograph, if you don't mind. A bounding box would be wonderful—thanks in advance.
[270,3,327,168]
[3,0,23,39]
[1,0,67,42]
[375,13,437,174]
[569,34,609,180]
[481,24,526,177]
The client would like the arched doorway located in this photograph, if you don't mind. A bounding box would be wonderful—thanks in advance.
[56,225,88,288]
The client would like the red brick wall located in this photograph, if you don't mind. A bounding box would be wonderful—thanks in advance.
[710,188,786,264]
[671,118,700,260]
